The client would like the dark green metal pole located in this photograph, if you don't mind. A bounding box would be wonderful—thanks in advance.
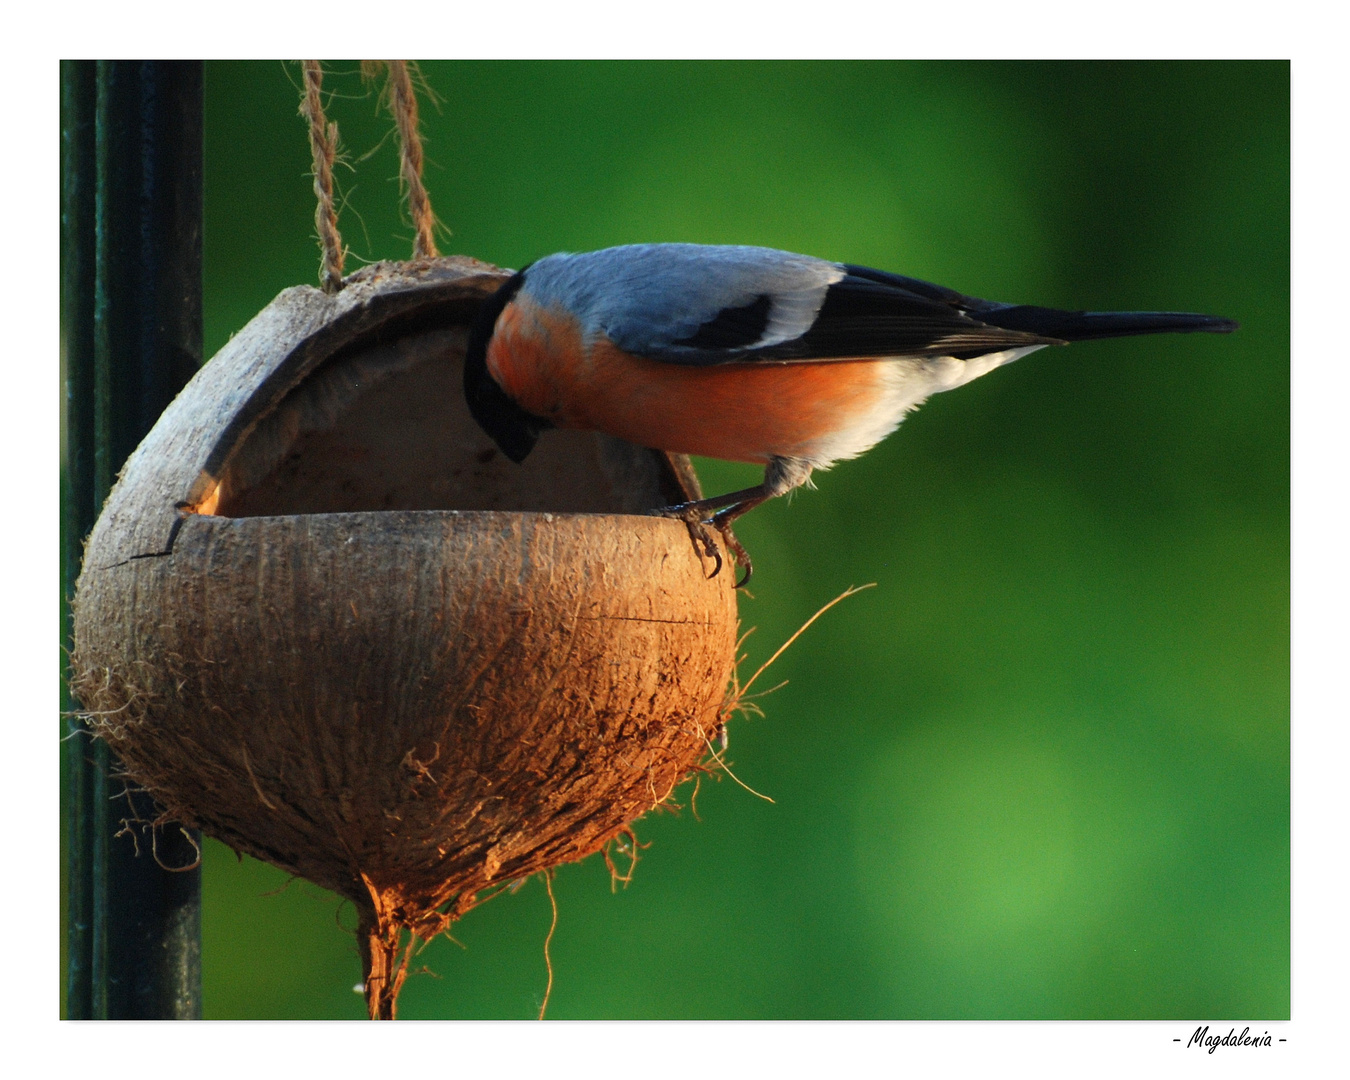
[61,59,204,1020]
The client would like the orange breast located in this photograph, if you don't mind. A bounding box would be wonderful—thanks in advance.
[487,297,892,464]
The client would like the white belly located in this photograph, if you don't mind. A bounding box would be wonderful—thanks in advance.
[802,346,1047,469]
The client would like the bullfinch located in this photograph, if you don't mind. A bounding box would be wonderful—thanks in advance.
[464,243,1236,584]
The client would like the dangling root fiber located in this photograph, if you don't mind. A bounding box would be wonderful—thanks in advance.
[357,911,415,1020]
[706,583,877,794]
[538,871,558,1020]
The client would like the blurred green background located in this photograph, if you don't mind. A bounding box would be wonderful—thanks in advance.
[197,60,1287,1019]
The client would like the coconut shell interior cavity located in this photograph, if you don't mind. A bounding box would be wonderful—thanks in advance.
[72,258,738,1005]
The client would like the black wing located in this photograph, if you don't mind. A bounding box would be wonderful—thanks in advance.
[646,266,1061,365]
[645,264,1235,366]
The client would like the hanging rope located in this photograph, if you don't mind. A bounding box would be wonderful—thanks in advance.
[298,61,345,293]
[366,60,441,259]
[300,60,440,286]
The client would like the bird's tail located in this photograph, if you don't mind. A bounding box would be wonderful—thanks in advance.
[978,305,1238,342]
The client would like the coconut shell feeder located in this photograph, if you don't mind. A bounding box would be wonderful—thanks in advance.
[71,256,739,1018]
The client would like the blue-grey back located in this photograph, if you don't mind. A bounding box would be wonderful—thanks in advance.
[521,243,845,354]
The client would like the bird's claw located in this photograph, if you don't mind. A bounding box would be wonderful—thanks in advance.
[654,504,722,579]
[686,516,724,580]
[653,503,753,588]
[713,514,754,589]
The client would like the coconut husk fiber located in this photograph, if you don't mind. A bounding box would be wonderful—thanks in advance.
[71,257,738,1018]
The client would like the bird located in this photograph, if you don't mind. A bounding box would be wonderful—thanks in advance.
[463,242,1236,585]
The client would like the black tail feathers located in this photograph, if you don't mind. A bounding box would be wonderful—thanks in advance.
[980,305,1238,342]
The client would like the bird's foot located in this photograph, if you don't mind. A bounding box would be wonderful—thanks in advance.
[653,502,754,588]
[654,503,723,580]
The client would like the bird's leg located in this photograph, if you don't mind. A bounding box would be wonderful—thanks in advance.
[654,457,813,587]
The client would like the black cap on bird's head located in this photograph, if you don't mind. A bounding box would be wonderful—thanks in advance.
[463,266,551,463]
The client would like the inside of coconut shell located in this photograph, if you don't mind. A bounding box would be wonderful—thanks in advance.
[205,321,697,519]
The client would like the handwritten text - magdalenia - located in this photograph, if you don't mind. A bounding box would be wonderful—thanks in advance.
[1186,1026,1274,1054]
